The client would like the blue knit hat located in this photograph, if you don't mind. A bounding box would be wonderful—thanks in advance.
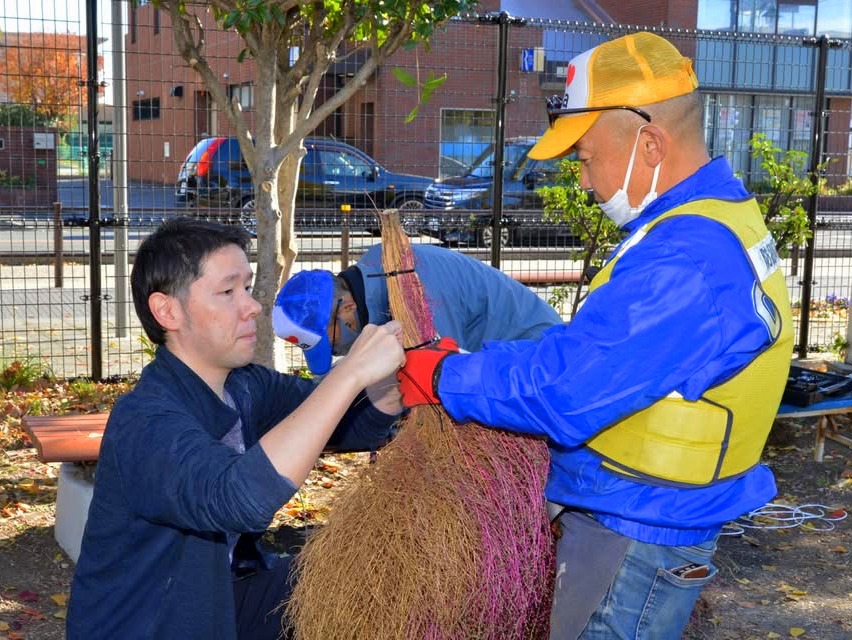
[273,270,335,374]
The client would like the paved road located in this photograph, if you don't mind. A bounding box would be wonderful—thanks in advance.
[58,177,180,211]
[3,182,852,378]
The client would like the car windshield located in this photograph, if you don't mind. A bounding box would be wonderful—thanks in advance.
[466,142,533,179]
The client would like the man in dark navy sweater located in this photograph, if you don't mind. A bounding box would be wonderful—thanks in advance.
[67,218,404,639]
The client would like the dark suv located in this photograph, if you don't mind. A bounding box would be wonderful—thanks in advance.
[176,137,433,233]
[422,137,574,247]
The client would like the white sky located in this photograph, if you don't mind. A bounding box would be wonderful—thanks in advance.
[2,0,125,102]
[1,0,115,35]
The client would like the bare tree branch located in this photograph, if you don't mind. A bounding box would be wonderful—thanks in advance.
[161,1,256,167]
[270,11,413,166]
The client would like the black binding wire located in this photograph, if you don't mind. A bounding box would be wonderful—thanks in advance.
[366,269,416,278]
[403,336,440,351]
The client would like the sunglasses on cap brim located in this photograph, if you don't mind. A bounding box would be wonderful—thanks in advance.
[546,103,653,127]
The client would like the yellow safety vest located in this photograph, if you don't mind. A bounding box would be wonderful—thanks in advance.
[585,199,793,487]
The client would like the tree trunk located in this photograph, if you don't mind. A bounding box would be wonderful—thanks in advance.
[253,162,282,369]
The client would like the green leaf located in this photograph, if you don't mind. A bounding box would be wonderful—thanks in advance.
[422,74,447,91]
[237,48,249,63]
[404,105,420,124]
[392,68,417,87]
[222,10,241,30]
[270,4,287,26]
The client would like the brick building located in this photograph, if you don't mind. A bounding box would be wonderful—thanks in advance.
[121,0,609,186]
[0,126,57,207]
[123,0,852,187]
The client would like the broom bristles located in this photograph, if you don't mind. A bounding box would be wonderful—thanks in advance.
[285,211,554,639]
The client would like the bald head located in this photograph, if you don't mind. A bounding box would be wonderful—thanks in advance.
[644,92,705,146]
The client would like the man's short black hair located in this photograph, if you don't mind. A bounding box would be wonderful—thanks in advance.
[131,217,253,345]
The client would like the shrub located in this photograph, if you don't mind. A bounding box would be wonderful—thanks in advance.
[537,159,622,317]
[0,355,54,391]
[747,133,825,257]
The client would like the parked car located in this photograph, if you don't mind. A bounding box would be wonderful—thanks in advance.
[422,137,577,247]
[175,136,434,234]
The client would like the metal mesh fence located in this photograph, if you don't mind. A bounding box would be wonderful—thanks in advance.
[1,5,852,378]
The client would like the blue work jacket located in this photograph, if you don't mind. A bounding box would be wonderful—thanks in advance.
[438,157,781,546]
[354,243,561,350]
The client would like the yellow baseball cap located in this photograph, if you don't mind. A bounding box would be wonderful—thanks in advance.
[529,32,699,160]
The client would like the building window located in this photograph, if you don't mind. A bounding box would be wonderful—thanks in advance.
[703,93,755,182]
[703,92,818,186]
[227,83,254,109]
[778,1,816,35]
[697,0,737,30]
[132,98,160,121]
[817,0,852,37]
[439,109,495,179]
[790,96,813,154]
[698,0,848,36]
[737,0,778,33]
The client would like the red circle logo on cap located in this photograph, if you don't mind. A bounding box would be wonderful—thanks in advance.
[285,335,299,344]
[565,64,576,89]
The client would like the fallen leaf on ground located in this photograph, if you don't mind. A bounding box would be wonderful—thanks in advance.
[53,608,67,620]
[16,590,38,603]
[49,593,67,606]
[16,480,39,495]
[789,628,805,637]
[19,606,44,621]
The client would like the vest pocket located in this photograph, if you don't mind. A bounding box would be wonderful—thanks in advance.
[589,397,731,486]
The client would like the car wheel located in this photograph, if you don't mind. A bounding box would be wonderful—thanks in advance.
[239,198,257,237]
[478,225,510,249]
[390,196,424,235]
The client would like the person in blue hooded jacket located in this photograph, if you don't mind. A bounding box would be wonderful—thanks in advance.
[272,242,561,376]
[398,32,793,639]
[66,217,405,640]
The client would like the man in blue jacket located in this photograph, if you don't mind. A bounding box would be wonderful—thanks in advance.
[398,32,793,639]
[67,218,405,639]
[273,243,561,375]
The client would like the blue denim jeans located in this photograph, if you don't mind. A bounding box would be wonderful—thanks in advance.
[549,511,718,640]
[578,536,718,639]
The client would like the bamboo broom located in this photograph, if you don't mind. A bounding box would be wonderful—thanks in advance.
[285,210,554,639]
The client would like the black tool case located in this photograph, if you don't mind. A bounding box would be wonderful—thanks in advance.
[782,365,852,407]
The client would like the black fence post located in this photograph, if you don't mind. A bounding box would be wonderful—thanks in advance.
[797,35,834,359]
[53,202,64,288]
[86,0,103,380]
[482,11,524,269]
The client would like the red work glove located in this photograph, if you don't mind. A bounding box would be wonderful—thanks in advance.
[397,337,459,408]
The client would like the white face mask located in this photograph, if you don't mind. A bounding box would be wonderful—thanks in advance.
[599,125,661,227]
